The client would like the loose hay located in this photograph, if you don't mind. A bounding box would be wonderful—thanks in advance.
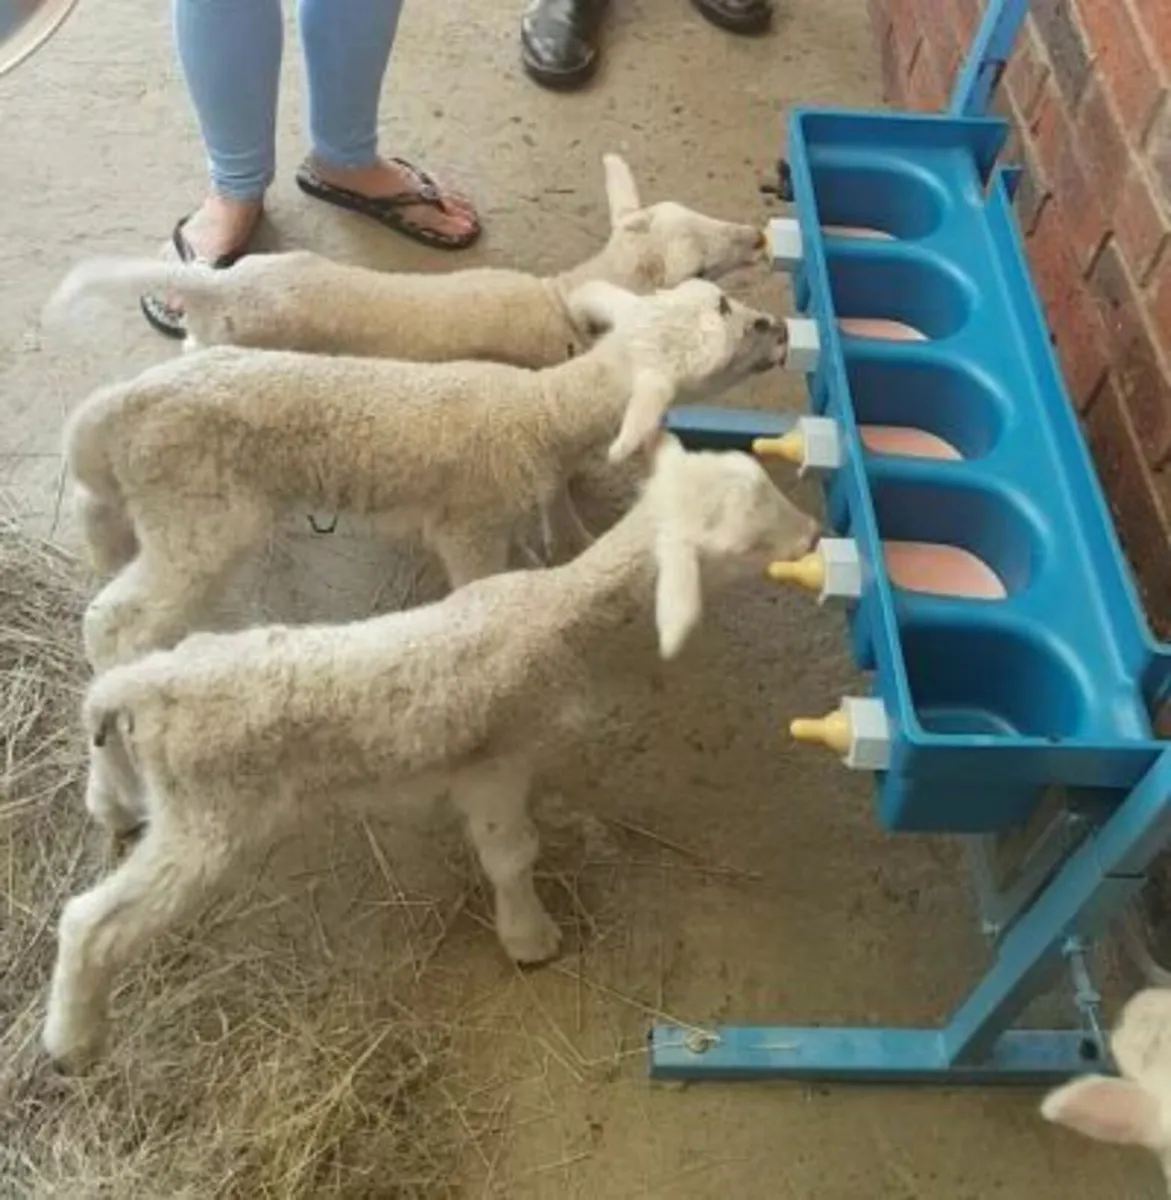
[0,513,503,1199]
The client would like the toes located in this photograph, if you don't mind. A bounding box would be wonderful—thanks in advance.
[448,213,480,238]
[432,189,477,217]
[444,205,482,237]
[422,206,480,241]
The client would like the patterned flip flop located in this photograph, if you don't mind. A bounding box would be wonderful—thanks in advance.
[294,158,481,251]
[140,214,253,339]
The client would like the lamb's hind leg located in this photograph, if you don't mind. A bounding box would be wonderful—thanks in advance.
[83,499,268,670]
[43,820,236,1072]
[84,745,145,837]
[450,755,561,965]
[83,553,227,671]
[75,485,138,579]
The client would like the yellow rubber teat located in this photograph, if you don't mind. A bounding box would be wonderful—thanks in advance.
[789,708,852,754]
[767,550,824,591]
[752,431,804,465]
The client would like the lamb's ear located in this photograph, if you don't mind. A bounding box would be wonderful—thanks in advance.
[1041,1076,1164,1149]
[567,279,639,335]
[604,154,642,225]
[608,371,674,463]
[655,532,702,660]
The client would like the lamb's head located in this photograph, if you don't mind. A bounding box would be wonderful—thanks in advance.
[568,276,787,462]
[643,434,820,660]
[598,154,765,289]
[1041,988,1171,1189]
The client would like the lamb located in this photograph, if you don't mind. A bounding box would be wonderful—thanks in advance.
[67,276,790,672]
[44,154,765,364]
[1042,987,1171,1191]
[42,434,820,1071]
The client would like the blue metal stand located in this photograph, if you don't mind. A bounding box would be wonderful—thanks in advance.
[651,750,1171,1083]
[651,1031,1095,1084]
[949,0,1030,118]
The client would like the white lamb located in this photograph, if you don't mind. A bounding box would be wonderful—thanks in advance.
[67,277,790,672]
[1042,987,1171,1191]
[42,434,819,1071]
[44,154,765,363]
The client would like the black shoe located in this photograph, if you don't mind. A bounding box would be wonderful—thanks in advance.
[520,0,607,90]
[690,0,772,35]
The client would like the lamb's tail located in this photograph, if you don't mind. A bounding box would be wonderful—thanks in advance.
[62,378,141,574]
[42,256,221,329]
[63,380,125,504]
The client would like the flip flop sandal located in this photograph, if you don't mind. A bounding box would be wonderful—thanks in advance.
[294,158,482,251]
[140,214,252,339]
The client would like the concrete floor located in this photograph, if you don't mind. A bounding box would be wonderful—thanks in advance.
[0,0,1160,1195]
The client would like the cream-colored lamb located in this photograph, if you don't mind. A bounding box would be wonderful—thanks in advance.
[42,435,819,1071]
[45,154,765,363]
[1042,987,1171,1191]
[68,277,790,672]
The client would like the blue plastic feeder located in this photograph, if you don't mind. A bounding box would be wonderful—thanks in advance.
[657,104,1171,1087]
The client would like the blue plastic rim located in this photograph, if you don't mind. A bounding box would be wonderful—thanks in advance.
[783,107,1169,832]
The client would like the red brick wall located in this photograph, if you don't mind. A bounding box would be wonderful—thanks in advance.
[866,0,1171,637]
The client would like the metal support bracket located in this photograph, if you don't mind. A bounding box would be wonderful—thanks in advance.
[950,0,1031,118]
[648,751,1171,1085]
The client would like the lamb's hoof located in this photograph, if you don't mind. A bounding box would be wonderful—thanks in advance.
[502,912,563,966]
[41,1022,105,1076]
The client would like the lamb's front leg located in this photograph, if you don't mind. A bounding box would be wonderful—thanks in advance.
[449,755,561,965]
[541,482,595,565]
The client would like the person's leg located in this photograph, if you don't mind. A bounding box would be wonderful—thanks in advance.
[143,0,281,337]
[172,0,282,258]
[295,0,479,248]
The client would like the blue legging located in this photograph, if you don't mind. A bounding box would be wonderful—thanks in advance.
[175,0,405,201]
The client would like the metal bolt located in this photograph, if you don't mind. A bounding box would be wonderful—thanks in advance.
[683,1030,717,1055]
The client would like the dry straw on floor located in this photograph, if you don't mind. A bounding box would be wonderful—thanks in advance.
[0,512,502,1199]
